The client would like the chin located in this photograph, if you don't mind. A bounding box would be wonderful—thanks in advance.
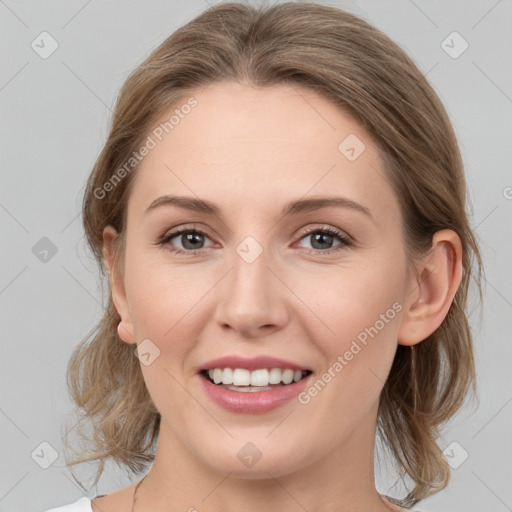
[198,441,309,479]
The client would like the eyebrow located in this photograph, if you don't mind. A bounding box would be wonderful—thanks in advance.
[144,194,372,219]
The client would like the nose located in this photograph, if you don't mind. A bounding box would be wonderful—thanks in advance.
[213,242,289,338]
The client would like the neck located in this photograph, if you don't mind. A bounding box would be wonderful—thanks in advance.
[134,410,399,512]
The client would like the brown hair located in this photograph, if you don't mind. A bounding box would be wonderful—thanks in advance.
[65,1,482,507]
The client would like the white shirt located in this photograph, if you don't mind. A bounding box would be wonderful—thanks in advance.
[45,497,93,512]
[44,495,420,511]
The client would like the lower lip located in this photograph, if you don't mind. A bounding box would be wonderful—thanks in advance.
[198,373,312,414]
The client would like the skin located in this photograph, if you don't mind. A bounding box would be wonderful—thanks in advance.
[95,81,462,512]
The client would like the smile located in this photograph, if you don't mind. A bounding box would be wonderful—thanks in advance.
[198,366,314,414]
[203,367,312,390]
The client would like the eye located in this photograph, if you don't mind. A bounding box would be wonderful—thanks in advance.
[294,226,352,255]
[158,227,215,256]
[157,225,352,257]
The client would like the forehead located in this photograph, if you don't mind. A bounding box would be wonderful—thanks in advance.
[127,81,399,224]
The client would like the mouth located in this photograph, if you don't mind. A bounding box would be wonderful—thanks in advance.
[200,367,313,392]
[197,355,314,413]
[198,366,314,413]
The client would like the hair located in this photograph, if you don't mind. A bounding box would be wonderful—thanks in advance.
[64,1,483,507]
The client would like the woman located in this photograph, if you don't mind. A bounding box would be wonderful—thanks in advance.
[46,2,482,511]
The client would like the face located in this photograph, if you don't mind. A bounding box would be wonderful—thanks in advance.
[110,81,413,478]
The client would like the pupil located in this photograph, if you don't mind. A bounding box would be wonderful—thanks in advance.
[312,232,332,249]
[183,233,203,249]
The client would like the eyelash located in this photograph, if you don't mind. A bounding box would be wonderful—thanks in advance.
[156,225,352,257]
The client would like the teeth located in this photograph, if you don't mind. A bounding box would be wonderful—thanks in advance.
[213,368,222,384]
[282,369,294,384]
[222,367,233,384]
[206,367,308,387]
[269,368,281,384]
[225,385,275,392]
[233,368,251,386]
[250,369,269,386]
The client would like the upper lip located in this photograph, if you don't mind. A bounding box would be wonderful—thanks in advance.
[198,355,312,372]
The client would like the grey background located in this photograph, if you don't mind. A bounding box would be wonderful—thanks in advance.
[1,0,511,511]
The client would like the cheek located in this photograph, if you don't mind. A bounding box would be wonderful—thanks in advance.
[123,256,210,411]
[296,249,406,409]
[302,255,405,346]
[123,250,214,352]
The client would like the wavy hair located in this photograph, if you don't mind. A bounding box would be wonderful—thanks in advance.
[64,2,482,507]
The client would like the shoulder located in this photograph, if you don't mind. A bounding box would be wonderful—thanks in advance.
[44,497,92,512]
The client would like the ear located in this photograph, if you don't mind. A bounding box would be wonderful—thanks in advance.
[102,225,136,344]
[398,229,463,346]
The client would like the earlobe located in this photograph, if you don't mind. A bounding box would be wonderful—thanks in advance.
[102,225,136,344]
[398,229,463,346]
[117,320,135,344]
